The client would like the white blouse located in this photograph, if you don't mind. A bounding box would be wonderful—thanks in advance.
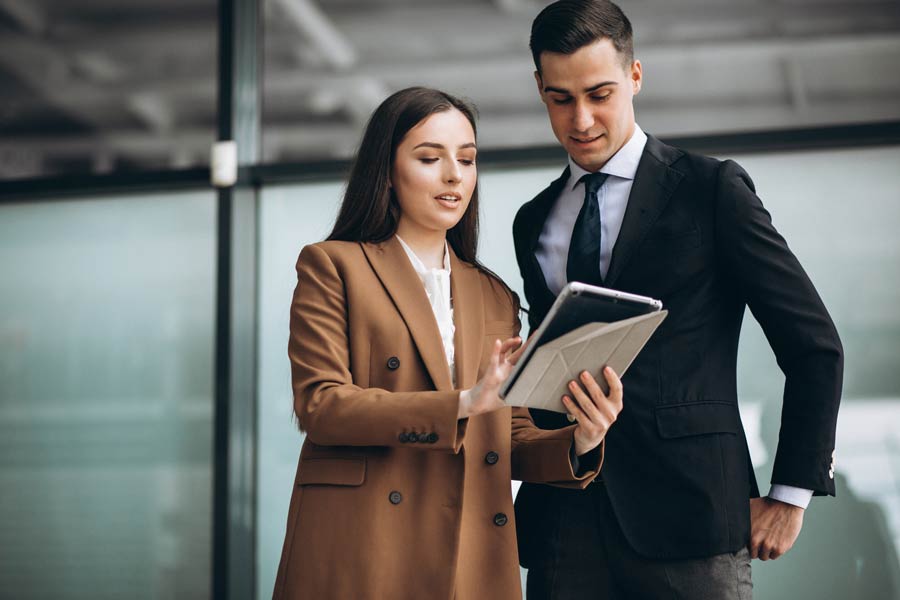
[396,236,456,386]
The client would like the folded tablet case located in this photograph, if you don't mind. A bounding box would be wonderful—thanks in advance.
[504,310,667,413]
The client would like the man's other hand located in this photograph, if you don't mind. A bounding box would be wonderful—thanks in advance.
[748,496,804,560]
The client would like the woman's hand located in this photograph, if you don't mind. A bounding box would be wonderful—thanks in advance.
[562,366,624,456]
[458,337,521,419]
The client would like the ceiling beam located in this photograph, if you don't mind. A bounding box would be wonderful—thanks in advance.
[0,32,180,138]
[3,32,897,105]
[270,0,356,69]
[0,0,46,35]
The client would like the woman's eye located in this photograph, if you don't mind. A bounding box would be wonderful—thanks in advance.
[458,159,475,166]
[419,157,439,164]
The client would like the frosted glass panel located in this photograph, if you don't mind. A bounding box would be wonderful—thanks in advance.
[256,146,900,599]
[256,182,343,599]
[719,146,900,598]
[0,192,216,599]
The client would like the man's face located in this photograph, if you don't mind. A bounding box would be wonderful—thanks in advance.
[536,38,642,172]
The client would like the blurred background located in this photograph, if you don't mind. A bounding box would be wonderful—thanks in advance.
[1,0,899,599]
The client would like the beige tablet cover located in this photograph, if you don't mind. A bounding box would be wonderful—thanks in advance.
[504,310,668,413]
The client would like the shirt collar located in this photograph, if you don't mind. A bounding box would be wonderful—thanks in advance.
[395,235,451,275]
[567,123,648,190]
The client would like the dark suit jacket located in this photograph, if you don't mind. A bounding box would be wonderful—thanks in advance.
[513,134,843,561]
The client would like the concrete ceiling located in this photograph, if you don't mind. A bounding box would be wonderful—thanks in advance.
[1,0,899,178]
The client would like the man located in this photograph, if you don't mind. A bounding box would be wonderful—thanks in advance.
[512,1,844,598]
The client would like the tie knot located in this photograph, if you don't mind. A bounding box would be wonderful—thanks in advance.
[579,171,609,196]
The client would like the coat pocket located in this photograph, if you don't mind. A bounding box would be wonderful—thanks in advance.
[297,457,366,486]
[655,401,741,439]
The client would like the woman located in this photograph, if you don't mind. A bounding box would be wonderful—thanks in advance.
[273,87,623,600]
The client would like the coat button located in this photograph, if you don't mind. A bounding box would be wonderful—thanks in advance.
[485,451,499,465]
[389,491,402,505]
[426,432,439,444]
[398,432,409,443]
[493,513,508,527]
[386,356,401,370]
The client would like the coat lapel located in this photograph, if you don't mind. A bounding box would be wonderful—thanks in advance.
[361,237,454,391]
[449,250,484,390]
[604,135,684,288]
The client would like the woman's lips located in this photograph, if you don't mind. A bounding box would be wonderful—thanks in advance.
[435,193,461,209]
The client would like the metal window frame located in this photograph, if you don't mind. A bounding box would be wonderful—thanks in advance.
[213,0,260,599]
[3,120,900,201]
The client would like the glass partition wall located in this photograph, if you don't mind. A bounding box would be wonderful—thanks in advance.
[256,145,900,600]
[0,191,216,599]
[3,145,899,600]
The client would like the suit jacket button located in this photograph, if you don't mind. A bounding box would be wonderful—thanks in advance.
[389,491,402,505]
[485,451,499,465]
[426,432,439,444]
[493,513,508,527]
[387,356,401,370]
[398,432,409,443]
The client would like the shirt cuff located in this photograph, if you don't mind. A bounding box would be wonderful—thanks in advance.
[768,484,813,509]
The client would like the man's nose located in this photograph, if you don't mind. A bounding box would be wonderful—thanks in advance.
[572,101,594,132]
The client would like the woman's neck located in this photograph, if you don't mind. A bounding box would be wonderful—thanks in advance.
[395,224,446,269]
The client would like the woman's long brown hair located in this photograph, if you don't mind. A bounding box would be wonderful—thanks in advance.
[327,87,520,316]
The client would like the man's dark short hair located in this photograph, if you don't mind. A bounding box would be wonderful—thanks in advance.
[530,0,634,73]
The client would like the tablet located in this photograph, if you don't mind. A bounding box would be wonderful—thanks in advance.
[499,282,663,398]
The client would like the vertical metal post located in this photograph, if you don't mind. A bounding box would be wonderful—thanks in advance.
[214,0,260,597]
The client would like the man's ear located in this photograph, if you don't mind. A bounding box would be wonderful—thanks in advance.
[631,59,643,95]
[534,71,546,103]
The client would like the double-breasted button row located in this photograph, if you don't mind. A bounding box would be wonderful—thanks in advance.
[398,431,439,444]
[386,356,401,370]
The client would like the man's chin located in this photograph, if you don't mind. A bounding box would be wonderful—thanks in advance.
[568,148,610,172]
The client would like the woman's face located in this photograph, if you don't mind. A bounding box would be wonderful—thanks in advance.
[391,108,477,238]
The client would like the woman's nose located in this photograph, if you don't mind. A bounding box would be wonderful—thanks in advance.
[444,161,461,183]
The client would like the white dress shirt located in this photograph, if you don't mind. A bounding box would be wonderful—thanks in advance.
[396,235,456,387]
[536,124,647,294]
[535,124,812,509]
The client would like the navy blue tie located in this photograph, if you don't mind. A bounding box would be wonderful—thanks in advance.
[566,172,609,286]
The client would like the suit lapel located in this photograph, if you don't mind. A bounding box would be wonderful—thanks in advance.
[604,136,684,288]
[361,237,453,391]
[449,250,483,390]
[524,167,570,297]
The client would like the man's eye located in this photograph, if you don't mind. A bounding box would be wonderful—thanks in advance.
[552,97,572,105]
[592,95,611,102]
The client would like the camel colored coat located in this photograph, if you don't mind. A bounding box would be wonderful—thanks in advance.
[273,237,600,600]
